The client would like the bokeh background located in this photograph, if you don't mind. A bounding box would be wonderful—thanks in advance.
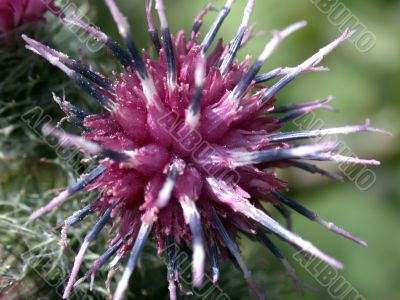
[1,0,399,299]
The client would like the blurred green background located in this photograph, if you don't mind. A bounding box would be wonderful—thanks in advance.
[1,0,399,299]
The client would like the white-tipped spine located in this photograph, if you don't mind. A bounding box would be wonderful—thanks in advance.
[258,21,307,63]
[63,240,90,298]
[180,198,205,287]
[186,54,206,130]
[113,221,152,300]
[104,0,130,39]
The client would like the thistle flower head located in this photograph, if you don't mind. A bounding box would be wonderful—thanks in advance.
[22,1,389,299]
[0,0,57,33]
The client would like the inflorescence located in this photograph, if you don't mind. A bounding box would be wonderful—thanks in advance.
[22,1,389,299]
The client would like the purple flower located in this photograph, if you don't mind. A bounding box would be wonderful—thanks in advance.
[0,0,56,33]
[22,1,389,299]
